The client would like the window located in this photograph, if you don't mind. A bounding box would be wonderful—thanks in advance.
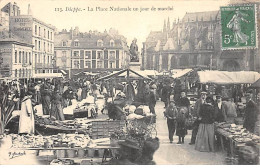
[38,41,41,50]
[14,51,17,63]
[25,52,28,63]
[73,60,80,69]
[47,55,50,64]
[110,40,115,47]
[110,61,115,68]
[22,52,25,64]
[62,41,67,46]
[85,61,91,68]
[62,51,66,57]
[19,51,21,63]
[97,61,103,68]
[85,51,91,59]
[39,27,41,36]
[109,51,115,60]
[43,55,46,64]
[44,42,46,51]
[44,29,46,38]
[51,32,52,40]
[35,54,37,64]
[73,51,80,57]
[38,53,40,63]
[97,51,103,59]
[35,25,37,35]
[48,31,49,39]
[74,41,79,47]
[35,40,37,50]
[97,40,103,47]
[29,52,31,64]
[15,69,17,77]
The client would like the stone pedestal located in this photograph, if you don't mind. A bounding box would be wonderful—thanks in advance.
[129,62,141,71]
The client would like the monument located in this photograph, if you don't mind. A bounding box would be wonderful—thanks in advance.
[129,38,141,71]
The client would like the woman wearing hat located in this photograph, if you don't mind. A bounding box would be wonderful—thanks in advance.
[195,96,215,152]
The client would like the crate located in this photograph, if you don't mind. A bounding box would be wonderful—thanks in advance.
[56,150,66,158]
[77,149,85,158]
[66,149,76,158]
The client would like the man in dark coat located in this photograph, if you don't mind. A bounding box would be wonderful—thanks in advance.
[177,91,190,108]
[161,82,171,108]
[214,95,226,122]
[148,85,157,114]
[243,91,258,133]
[189,91,206,145]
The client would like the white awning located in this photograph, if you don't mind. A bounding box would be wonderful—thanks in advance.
[198,71,260,84]
[32,73,63,78]
[170,69,193,78]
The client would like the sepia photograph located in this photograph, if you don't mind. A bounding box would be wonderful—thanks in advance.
[0,0,260,165]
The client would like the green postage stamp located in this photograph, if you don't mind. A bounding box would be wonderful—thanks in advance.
[221,4,258,50]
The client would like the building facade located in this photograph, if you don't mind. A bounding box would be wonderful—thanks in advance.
[142,6,260,72]
[0,2,55,77]
[54,27,130,76]
[0,32,33,78]
[9,15,55,74]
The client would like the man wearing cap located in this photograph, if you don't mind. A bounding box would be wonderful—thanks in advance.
[164,101,178,143]
[189,91,206,145]
[243,90,258,133]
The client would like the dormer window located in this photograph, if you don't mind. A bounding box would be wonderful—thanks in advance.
[62,41,67,46]
[110,40,115,47]
[97,39,103,47]
[74,39,79,46]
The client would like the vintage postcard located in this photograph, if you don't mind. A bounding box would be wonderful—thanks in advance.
[0,0,260,165]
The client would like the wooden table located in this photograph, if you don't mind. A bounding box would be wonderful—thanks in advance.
[216,128,260,158]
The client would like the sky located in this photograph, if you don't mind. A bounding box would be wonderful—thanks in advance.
[0,0,229,47]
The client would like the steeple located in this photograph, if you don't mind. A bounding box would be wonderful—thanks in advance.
[167,17,170,31]
[163,20,167,33]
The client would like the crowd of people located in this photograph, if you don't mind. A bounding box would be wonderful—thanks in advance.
[1,77,260,161]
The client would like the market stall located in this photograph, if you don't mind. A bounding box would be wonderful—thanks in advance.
[215,122,260,164]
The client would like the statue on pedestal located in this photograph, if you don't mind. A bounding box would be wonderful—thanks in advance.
[130,38,139,62]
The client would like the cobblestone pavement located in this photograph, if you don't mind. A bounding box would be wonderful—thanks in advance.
[153,101,226,165]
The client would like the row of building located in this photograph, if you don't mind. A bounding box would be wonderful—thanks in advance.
[1,1,260,79]
[141,2,260,72]
[0,2,130,78]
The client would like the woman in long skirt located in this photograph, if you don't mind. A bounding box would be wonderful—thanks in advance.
[195,96,215,152]
[19,92,35,135]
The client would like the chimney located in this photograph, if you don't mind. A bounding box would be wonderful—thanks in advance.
[28,4,32,15]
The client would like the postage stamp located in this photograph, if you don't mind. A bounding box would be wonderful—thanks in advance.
[220,4,257,50]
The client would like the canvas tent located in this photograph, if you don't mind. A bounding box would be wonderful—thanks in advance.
[250,78,260,88]
[97,69,151,81]
[197,71,260,84]
[32,73,64,78]
[170,69,193,78]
